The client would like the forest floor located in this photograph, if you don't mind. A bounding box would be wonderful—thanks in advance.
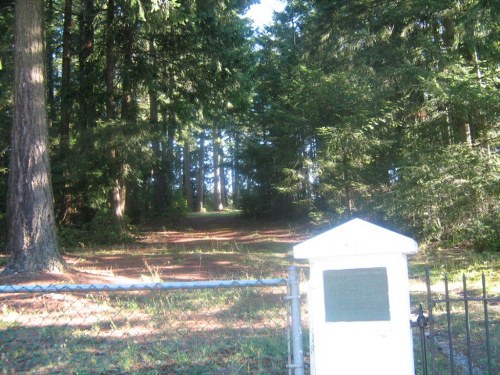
[0,211,313,286]
[0,211,498,287]
[0,212,498,374]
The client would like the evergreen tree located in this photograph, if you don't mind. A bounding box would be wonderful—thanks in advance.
[3,0,66,273]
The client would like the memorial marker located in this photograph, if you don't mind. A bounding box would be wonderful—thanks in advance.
[294,218,418,374]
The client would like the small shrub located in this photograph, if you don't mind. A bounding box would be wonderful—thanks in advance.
[58,213,135,249]
[57,226,87,249]
[84,213,135,245]
[240,191,274,218]
[460,210,500,253]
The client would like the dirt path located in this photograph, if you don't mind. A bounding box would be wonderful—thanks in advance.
[0,213,311,285]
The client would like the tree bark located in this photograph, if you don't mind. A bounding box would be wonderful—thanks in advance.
[220,142,228,208]
[183,139,193,211]
[162,106,176,210]
[212,127,224,211]
[61,0,73,155]
[112,174,127,219]
[232,131,240,207]
[111,15,136,222]
[458,122,473,148]
[3,0,66,274]
[149,39,166,213]
[121,20,134,120]
[104,0,126,223]
[105,0,115,121]
[46,0,56,127]
[59,0,73,223]
[196,131,205,212]
[78,0,95,130]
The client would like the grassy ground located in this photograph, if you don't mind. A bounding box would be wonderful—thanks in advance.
[0,282,290,374]
[408,246,499,375]
[0,212,498,374]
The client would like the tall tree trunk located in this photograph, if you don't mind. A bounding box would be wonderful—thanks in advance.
[111,165,127,220]
[163,106,176,209]
[197,131,205,212]
[3,0,66,274]
[152,141,166,214]
[458,123,473,148]
[149,38,166,213]
[59,0,73,223]
[105,0,115,120]
[78,0,95,130]
[73,0,95,222]
[444,106,453,146]
[232,131,240,207]
[111,18,135,221]
[121,21,134,120]
[212,126,223,211]
[183,139,193,211]
[104,0,125,222]
[61,0,73,156]
[220,143,228,208]
[166,115,175,208]
[468,35,490,156]
[341,151,353,215]
[46,0,56,127]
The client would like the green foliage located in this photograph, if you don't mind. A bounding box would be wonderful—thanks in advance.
[84,213,135,245]
[1,0,497,257]
[383,145,499,250]
[163,190,189,219]
[459,210,500,253]
[57,226,87,250]
[240,0,499,255]
[240,190,274,218]
[58,213,135,249]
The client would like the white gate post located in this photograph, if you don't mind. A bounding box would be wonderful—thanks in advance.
[294,218,418,375]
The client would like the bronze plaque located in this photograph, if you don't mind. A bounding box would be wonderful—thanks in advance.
[323,267,390,322]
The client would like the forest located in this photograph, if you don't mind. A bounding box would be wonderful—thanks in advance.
[0,0,498,254]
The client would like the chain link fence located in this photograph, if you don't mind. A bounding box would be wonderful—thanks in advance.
[0,275,306,375]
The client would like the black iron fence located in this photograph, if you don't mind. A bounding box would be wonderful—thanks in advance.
[413,270,499,375]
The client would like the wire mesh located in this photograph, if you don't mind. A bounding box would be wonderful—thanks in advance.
[0,280,288,374]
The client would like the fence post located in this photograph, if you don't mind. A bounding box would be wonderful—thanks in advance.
[416,304,429,375]
[288,265,305,375]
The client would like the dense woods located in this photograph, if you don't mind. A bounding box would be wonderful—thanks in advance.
[0,0,498,264]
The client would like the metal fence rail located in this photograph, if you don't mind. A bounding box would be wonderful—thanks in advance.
[413,270,499,375]
[0,272,306,375]
[0,279,287,293]
[3,266,497,375]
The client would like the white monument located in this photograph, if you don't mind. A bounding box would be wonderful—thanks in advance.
[294,218,418,375]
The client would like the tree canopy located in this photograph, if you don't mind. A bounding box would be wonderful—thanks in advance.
[0,0,498,259]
